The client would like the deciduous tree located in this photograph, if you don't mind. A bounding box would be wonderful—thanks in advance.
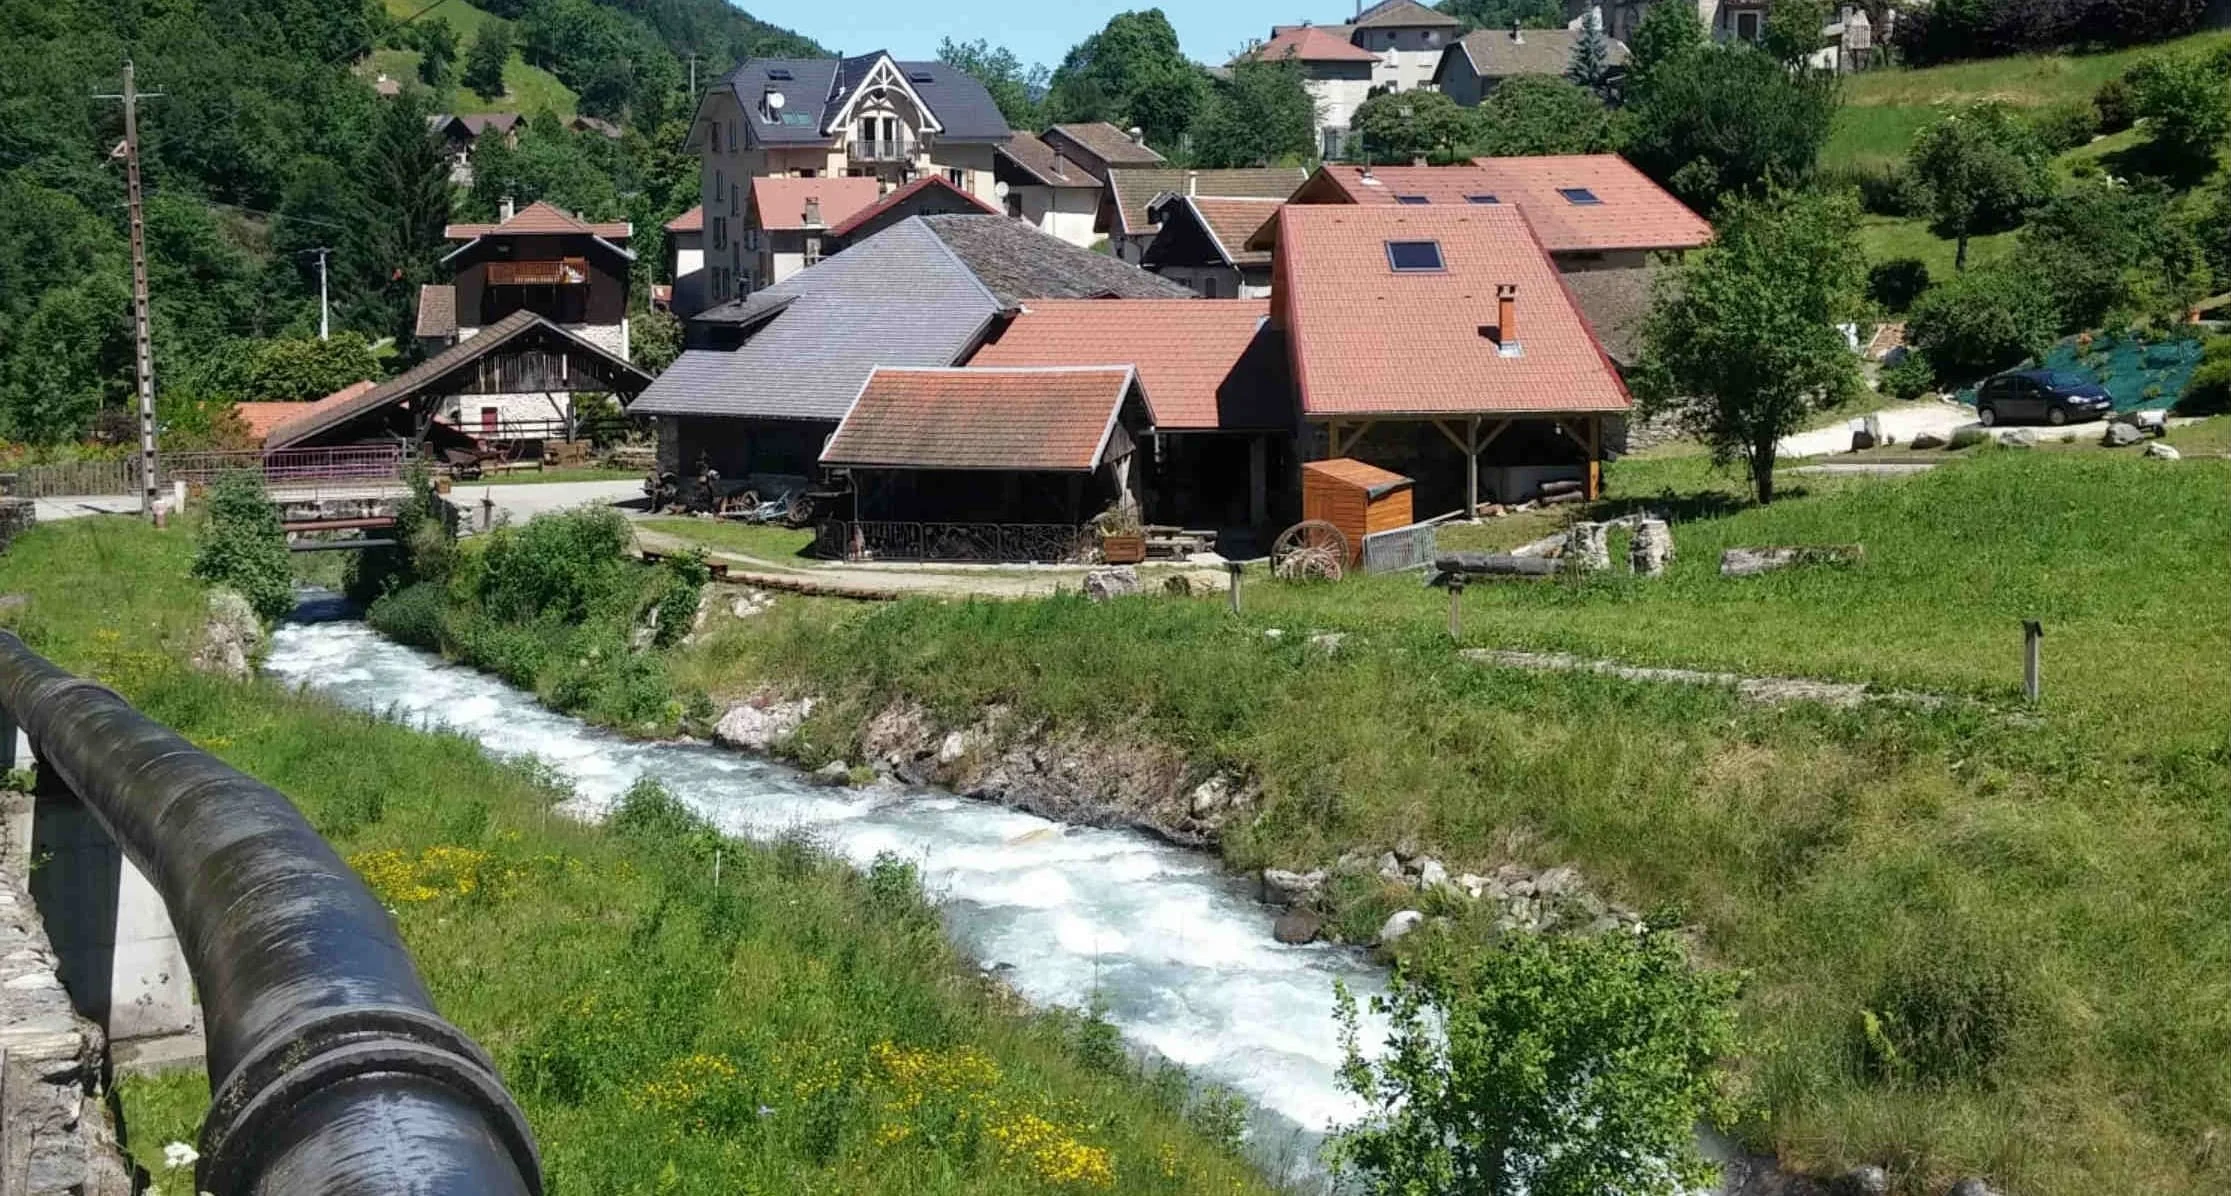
[1621,0,1704,102]
[1906,103,2051,271]
[415,17,458,90]
[1475,75,1617,157]
[2126,50,2231,182]
[1044,9,1204,152]
[463,24,511,102]
[1191,55,1317,167]
[1331,930,1742,1196]
[1352,89,1474,165]
[1623,43,1837,208]
[1905,264,2057,382]
[1435,0,1564,31]
[1636,189,1866,504]
[938,38,1049,130]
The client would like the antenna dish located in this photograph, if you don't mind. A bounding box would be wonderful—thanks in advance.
[767,91,786,110]
[993,181,1010,200]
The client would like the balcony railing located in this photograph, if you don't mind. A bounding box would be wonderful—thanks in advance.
[847,138,914,162]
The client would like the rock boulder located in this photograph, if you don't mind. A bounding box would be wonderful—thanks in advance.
[2102,422,2144,447]
[190,588,263,680]
[1261,868,1328,907]
[1629,519,1674,577]
[713,697,814,752]
[2144,442,2182,461]
[1378,910,1425,945]
[1082,567,1140,601]
[1273,910,1324,944]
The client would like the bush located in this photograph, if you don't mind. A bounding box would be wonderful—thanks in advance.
[191,470,294,623]
[1858,943,2035,1089]
[1822,162,1920,217]
[1867,257,1932,313]
[366,580,447,649]
[472,506,636,624]
[2027,101,2098,153]
[2092,76,2134,134]
[1880,352,1938,400]
[650,550,708,649]
[1907,267,2058,383]
[2174,336,2231,416]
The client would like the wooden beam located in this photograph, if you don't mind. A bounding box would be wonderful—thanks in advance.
[1477,418,1511,452]
[1430,419,1472,455]
[1464,417,1480,519]
[1586,415,1602,500]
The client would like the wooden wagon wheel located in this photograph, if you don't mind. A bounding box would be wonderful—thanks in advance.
[783,491,820,527]
[1271,520,1349,580]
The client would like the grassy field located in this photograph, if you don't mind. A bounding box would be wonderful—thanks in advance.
[639,516,818,562]
[652,447,2230,1196]
[475,465,642,485]
[1826,30,2231,170]
[369,0,577,117]
[0,518,1268,1195]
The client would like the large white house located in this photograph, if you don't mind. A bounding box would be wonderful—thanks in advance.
[1246,0,1466,160]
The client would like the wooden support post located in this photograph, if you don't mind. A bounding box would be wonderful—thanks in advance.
[1446,576,1466,641]
[1465,416,1481,520]
[2023,620,2043,703]
[1226,562,1244,615]
[1585,415,1602,500]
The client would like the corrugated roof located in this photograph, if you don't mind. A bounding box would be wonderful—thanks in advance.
[750,176,883,231]
[823,366,1135,472]
[1249,25,1381,63]
[1045,122,1167,167]
[967,299,1293,431]
[997,131,1096,187]
[1352,0,1462,28]
[444,199,632,241]
[1106,167,1309,238]
[1272,158,1710,254]
[1275,205,1630,418]
[1441,27,1629,80]
[919,214,1194,308]
[415,285,456,340]
[827,175,998,238]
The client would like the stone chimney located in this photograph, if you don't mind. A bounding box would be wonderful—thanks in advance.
[1052,149,1071,180]
[499,195,516,222]
[1495,284,1521,357]
[803,196,822,227]
[1186,170,1199,197]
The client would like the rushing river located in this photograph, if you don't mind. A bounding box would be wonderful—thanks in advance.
[265,617,1390,1178]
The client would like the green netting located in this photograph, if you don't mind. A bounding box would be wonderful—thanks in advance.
[1955,332,2203,412]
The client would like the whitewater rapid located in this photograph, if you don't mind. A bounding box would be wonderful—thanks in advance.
[265,619,1390,1172]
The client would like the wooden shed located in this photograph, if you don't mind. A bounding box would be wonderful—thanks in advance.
[1302,458,1414,564]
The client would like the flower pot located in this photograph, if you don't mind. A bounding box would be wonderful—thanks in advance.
[1101,533,1145,564]
[434,476,453,495]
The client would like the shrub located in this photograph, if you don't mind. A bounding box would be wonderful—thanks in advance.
[1822,162,1920,217]
[366,580,447,649]
[2174,336,2231,416]
[1867,257,1932,313]
[1858,943,2035,1089]
[2092,76,2134,134]
[649,550,708,649]
[2128,51,2231,178]
[191,470,294,623]
[1880,352,1938,400]
[472,506,636,624]
[1907,267,2058,383]
[2026,101,2098,153]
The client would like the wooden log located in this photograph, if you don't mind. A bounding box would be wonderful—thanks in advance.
[1432,552,1561,579]
[1539,479,1584,497]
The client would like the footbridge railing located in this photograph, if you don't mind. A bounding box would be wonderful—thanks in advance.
[0,633,540,1195]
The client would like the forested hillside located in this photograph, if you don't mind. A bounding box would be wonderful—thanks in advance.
[0,0,813,446]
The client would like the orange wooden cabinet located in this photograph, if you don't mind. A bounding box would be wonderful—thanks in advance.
[1301,458,1414,565]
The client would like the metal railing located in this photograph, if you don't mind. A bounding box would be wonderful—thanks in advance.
[1361,520,1441,574]
[0,458,136,498]
[818,520,1098,563]
[847,138,912,162]
[164,445,405,486]
[0,635,541,1195]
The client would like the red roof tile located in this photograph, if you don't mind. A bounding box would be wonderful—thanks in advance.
[664,205,703,233]
[232,380,378,444]
[446,199,632,241]
[966,299,1291,431]
[826,175,997,237]
[1152,197,1286,267]
[1273,205,1630,418]
[823,367,1136,472]
[1276,158,1711,254]
[749,176,884,232]
[1249,26,1380,63]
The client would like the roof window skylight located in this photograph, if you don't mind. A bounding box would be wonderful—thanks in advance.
[1395,194,1430,205]
[1466,194,1499,204]
[1385,240,1444,272]
[1557,187,1603,205]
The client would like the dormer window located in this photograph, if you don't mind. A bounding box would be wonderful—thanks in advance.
[1557,188,1603,205]
[1386,240,1444,272]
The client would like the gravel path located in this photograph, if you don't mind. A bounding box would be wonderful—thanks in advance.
[1461,648,1944,709]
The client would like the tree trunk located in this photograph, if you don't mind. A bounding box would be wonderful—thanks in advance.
[1954,231,1970,272]
[1750,442,1777,504]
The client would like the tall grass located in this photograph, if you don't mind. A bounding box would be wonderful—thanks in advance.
[668,449,2231,1196]
[0,518,1270,1194]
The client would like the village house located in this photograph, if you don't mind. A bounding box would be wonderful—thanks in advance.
[1269,204,1632,514]
[1237,26,1379,161]
[825,175,1000,251]
[993,132,1109,249]
[1566,1,1881,69]
[1138,195,1284,298]
[428,113,521,186]
[1104,167,1311,264]
[662,205,706,319]
[689,52,1012,305]
[741,175,883,290]
[633,213,1190,494]
[1432,23,1631,106]
[1036,122,1168,185]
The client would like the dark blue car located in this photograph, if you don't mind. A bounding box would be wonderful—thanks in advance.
[1975,369,2114,427]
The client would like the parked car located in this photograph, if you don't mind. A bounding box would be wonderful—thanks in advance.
[1975,370,2113,426]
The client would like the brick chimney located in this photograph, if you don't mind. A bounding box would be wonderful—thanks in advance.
[1495,284,1521,357]
[804,196,822,227]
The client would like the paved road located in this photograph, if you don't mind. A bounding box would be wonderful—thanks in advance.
[30,495,142,522]
[452,479,647,532]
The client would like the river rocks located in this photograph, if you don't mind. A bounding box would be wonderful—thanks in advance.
[713,696,814,752]
[1909,430,1948,450]
[1189,775,1237,817]
[1378,909,1425,945]
[1946,1181,2002,1196]
[2145,442,2182,460]
[2102,421,2144,447]
[1629,519,1674,577]
[1375,852,1405,883]
[190,588,263,680]
[1835,1165,1890,1196]
[1455,872,1488,899]
[1262,868,1328,907]
[812,760,852,785]
[1081,567,1140,601]
[1273,910,1324,944]
[1415,857,1449,891]
[1534,865,1584,899]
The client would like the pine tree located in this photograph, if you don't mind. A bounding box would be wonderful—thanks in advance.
[1565,10,1614,100]
[463,26,511,102]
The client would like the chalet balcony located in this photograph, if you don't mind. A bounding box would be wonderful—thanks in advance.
[848,138,916,163]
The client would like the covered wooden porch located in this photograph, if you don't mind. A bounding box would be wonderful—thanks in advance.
[1318,412,1609,517]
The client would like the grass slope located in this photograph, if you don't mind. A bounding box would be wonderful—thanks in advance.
[0,518,1267,1195]
[373,0,577,118]
[665,449,2230,1196]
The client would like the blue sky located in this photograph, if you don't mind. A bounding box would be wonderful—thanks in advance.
[763,2,1337,71]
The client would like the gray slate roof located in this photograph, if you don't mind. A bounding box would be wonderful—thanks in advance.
[1446,28,1630,79]
[633,216,1192,422]
[725,54,1011,146]
[1558,263,1659,368]
[917,215,1193,308]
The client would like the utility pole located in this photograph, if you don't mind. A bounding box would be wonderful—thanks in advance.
[98,61,163,520]
[309,247,332,341]
[687,53,698,96]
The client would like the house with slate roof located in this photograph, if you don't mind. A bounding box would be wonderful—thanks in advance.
[1432,23,1631,107]
[688,52,1012,307]
[632,214,1188,493]
[994,132,1111,249]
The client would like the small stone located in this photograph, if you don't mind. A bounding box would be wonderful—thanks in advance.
[813,760,851,784]
[1534,866,1584,898]
[1307,631,1346,654]
[1262,628,1284,640]
[937,730,976,765]
[2102,422,2144,447]
[1273,910,1324,944]
[1081,567,1141,601]
[1948,423,1991,449]
[1455,873,1487,899]
[1378,910,1425,945]
[1415,858,1449,890]
[1997,427,2037,448]
[2144,442,2181,461]
[1837,1164,1889,1196]
[1946,1180,2001,1196]
[1908,430,1947,450]
[1261,868,1327,906]
[1190,776,1234,817]
[1376,852,1403,880]
[1334,848,1376,875]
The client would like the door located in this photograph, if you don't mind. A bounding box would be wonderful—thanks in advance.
[2008,378,2046,421]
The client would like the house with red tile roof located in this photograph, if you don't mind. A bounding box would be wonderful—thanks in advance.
[743,176,883,289]
[822,366,1151,532]
[1237,27,1379,161]
[1271,203,1630,513]
[965,299,1296,532]
[1138,196,1285,299]
[231,381,378,446]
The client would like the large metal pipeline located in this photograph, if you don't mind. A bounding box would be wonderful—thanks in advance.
[0,632,540,1195]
